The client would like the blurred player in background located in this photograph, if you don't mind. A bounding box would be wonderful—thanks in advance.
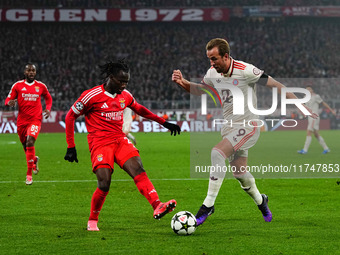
[64,59,181,231]
[298,85,336,154]
[122,107,136,145]
[5,63,52,185]
[172,38,317,226]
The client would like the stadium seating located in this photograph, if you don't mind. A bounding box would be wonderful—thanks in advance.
[1,18,339,112]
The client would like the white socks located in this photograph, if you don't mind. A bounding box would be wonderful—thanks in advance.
[303,136,312,152]
[235,171,263,205]
[203,149,263,207]
[317,136,328,150]
[304,135,329,151]
[203,149,227,207]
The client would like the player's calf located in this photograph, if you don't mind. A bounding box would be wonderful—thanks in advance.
[33,156,39,175]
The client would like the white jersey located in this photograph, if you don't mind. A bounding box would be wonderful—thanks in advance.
[203,58,264,122]
[305,93,323,114]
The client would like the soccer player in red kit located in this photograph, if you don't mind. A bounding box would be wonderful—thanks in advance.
[5,63,52,185]
[64,60,181,231]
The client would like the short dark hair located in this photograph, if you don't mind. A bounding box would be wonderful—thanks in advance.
[25,62,36,69]
[206,38,230,57]
[99,59,129,78]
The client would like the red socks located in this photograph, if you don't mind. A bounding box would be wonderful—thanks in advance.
[89,172,160,222]
[134,172,160,210]
[25,146,35,176]
[89,188,109,221]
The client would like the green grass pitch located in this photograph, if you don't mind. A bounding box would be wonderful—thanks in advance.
[0,130,339,254]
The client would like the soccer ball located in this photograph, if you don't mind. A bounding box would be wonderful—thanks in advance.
[171,211,197,235]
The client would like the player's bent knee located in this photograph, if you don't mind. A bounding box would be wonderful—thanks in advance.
[95,168,112,192]
[26,136,35,147]
[211,148,227,160]
[98,183,110,192]
[123,156,145,178]
[129,164,145,178]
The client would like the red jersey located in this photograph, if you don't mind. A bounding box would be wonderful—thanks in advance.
[67,84,165,150]
[5,79,52,126]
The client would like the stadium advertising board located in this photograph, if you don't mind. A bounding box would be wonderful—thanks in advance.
[0,117,331,134]
[0,8,230,22]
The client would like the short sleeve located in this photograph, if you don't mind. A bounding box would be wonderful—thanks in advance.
[316,94,323,104]
[244,64,264,85]
[202,68,215,86]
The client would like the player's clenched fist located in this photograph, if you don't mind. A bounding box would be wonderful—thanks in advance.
[172,70,184,85]
[64,147,78,163]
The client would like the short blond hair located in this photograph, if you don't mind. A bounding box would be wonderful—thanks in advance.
[206,38,230,57]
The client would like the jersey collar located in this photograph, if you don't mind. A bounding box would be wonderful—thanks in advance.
[104,91,117,99]
[25,80,35,86]
[222,58,234,77]
[102,84,117,99]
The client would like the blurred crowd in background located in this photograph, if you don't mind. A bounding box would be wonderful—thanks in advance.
[1,17,340,120]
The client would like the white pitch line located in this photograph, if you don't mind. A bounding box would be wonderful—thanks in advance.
[0,178,207,184]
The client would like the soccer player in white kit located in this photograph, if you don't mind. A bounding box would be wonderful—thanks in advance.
[172,38,317,226]
[123,107,137,145]
[298,86,336,154]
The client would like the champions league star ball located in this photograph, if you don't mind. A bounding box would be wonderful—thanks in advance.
[171,211,197,235]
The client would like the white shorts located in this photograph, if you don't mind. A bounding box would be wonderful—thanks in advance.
[307,116,320,131]
[221,120,260,162]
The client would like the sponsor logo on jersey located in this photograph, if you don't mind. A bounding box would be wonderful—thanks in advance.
[22,93,39,101]
[22,87,27,91]
[119,99,125,108]
[75,102,84,111]
[35,86,40,92]
[97,154,103,162]
[216,79,221,83]
[232,79,239,86]
[101,110,123,121]
[101,102,108,109]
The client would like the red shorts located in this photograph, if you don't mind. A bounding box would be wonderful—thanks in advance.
[17,123,41,144]
[90,137,139,172]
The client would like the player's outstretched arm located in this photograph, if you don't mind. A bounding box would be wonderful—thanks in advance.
[129,103,181,136]
[64,109,79,163]
[163,121,181,136]
[265,76,318,119]
[322,101,336,116]
[172,69,204,96]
